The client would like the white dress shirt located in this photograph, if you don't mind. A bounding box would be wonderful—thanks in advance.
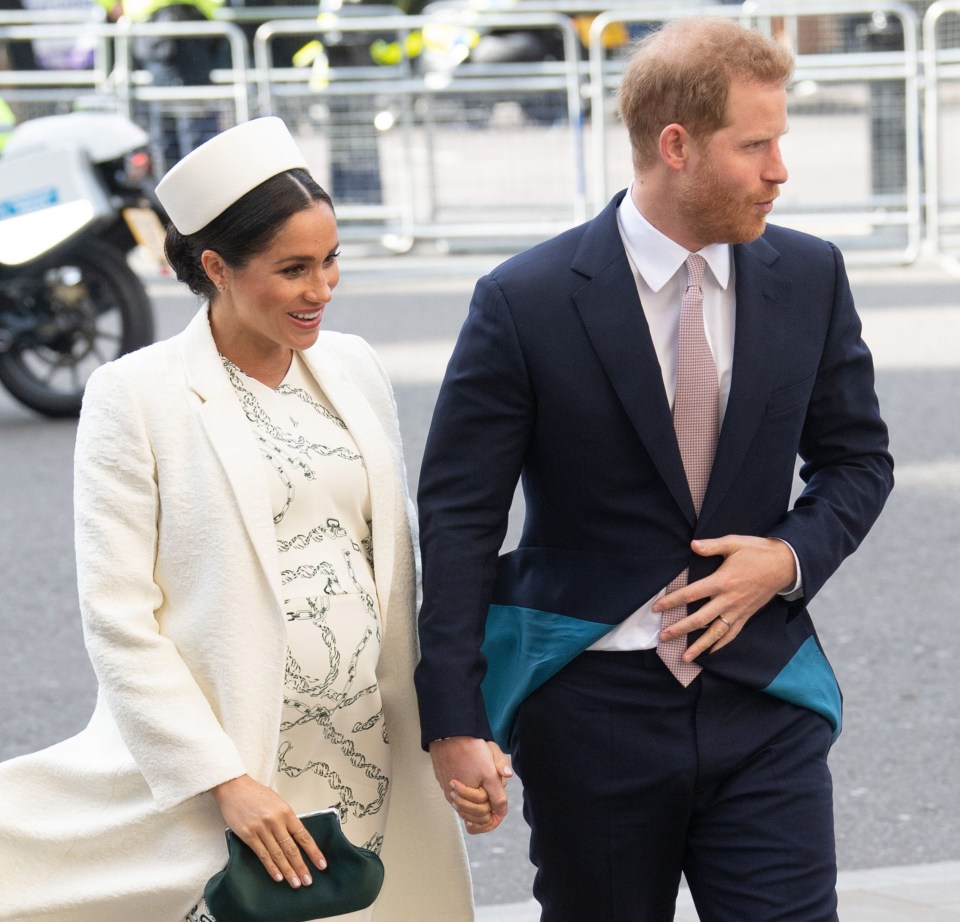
[588,187,799,652]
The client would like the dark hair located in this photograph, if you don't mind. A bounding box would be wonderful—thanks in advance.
[163,168,334,301]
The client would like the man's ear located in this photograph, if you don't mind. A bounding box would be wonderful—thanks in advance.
[659,123,691,172]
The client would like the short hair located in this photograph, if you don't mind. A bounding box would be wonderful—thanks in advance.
[618,17,794,173]
[164,169,334,301]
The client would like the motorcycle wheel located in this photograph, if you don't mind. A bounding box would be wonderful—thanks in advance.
[0,239,154,418]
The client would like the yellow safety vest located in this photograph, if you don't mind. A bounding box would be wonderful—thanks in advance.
[96,0,223,23]
[0,97,16,153]
[293,4,427,83]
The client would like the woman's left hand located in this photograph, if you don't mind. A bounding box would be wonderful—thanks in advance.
[210,774,327,887]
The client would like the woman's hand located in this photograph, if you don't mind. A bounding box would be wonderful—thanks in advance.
[448,742,513,835]
[210,775,326,887]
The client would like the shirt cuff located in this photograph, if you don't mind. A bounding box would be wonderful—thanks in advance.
[772,538,803,601]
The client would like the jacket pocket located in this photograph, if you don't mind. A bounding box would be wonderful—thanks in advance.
[764,373,815,418]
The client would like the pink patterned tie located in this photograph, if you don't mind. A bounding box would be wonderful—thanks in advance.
[656,254,719,685]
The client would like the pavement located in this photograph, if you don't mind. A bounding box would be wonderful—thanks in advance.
[475,861,960,920]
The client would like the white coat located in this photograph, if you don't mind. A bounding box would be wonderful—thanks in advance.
[0,309,473,921]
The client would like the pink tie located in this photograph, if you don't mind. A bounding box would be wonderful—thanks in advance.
[656,254,719,685]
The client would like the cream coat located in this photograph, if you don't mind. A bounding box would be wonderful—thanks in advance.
[0,309,473,922]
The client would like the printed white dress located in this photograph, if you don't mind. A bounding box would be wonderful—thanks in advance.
[189,352,389,922]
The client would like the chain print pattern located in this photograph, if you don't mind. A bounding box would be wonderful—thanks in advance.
[187,358,388,920]
[221,357,364,524]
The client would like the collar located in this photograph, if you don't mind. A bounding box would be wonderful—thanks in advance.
[617,183,732,292]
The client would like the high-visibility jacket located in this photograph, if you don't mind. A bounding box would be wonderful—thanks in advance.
[96,0,222,23]
[0,97,16,153]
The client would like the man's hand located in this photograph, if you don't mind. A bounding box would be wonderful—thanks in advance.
[429,737,512,835]
[654,535,797,662]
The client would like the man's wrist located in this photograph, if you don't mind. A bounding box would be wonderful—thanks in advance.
[771,537,803,598]
[429,735,482,747]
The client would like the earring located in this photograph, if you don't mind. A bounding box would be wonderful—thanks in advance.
[217,284,225,292]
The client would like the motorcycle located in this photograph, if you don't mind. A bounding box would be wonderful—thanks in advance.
[0,109,166,418]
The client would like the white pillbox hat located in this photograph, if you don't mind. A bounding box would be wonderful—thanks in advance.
[155,117,310,235]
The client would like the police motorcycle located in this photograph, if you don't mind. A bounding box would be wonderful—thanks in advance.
[0,109,165,418]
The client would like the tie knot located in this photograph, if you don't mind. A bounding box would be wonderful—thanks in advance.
[684,253,707,291]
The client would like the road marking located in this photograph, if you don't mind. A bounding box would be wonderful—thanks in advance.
[145,277,959,376]
[860,306,960,370]
[372,339,456,384]
[374,306,960,385]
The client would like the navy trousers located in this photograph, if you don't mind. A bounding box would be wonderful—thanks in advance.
[511,650,838,922]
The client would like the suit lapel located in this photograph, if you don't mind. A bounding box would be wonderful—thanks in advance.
[572,194,695,523]
[179,308,285,614]
[180,312,399,630]
[699,234,793,525]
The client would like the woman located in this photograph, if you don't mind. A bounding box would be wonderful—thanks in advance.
[0,117,482,921]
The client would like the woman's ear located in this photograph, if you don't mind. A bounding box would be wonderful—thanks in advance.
[659,123,691,172]
[200,250,227,292]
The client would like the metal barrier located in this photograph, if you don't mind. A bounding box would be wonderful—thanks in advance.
[0,15,249,170]
[111,17,250,171]
[0,14,113,123]
[923,0,960,269]
[589,1,923,265]
[252,11,586,247]
[0,2,956,265]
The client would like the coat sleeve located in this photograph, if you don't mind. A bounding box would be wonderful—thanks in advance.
[414,274,536,746]
[74,363,247,811]
[767,242,894,603]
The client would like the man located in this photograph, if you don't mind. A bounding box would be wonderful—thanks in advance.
[415,17,893,922]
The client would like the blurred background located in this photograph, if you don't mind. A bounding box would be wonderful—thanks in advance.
[0,0,957,267]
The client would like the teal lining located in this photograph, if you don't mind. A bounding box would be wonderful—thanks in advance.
[763,635,843,740]
[481,603,611,749]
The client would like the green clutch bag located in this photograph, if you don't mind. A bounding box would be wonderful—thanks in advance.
[204,807,385,922]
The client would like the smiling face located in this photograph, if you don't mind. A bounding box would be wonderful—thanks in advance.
[204,201,340,385]
[675,79,789,250]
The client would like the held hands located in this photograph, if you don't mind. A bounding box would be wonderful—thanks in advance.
[654,535,797,663]
[210,775,326,888]
[429,737,513,835]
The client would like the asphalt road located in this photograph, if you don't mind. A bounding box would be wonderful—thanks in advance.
[0,248,957,907]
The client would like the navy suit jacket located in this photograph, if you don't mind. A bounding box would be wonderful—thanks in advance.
[415,191,893,750]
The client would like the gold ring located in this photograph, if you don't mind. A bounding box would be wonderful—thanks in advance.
[718,616,732,627]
